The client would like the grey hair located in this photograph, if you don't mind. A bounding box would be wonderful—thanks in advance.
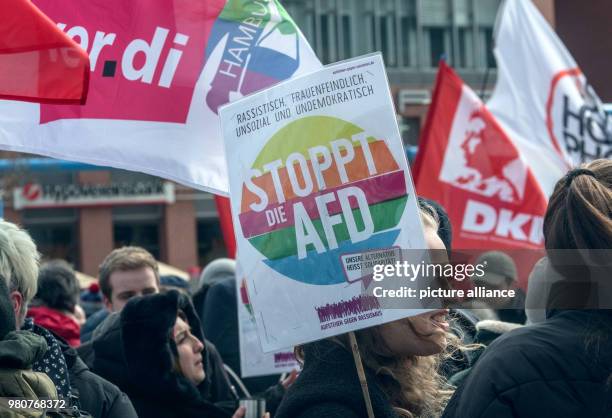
[0,220,40,321]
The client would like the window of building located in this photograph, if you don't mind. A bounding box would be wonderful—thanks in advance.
[283,0,500,69]
[113,223,160,260]
[340,14,352,59]
[482,27,496,68]
[398,116,422,147]
[421,0,451,66]
[400,14,417,67]
[474,0,499,69]
[197,220,227,267]
[27,223,79,267]
[22,208,79,267]
[318,13,333,63]
[426,27,449,66]
[112,205,162,259]
[456,27,474,68]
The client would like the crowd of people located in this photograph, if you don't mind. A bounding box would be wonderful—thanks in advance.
[0,159,610,417]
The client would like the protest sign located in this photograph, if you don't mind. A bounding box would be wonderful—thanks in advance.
[236,270,298,377]
[414,61,548,251]
[0,0,321,194]
[221,53,429,352]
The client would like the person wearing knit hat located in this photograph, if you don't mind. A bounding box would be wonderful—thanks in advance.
[473,251,526,324]
[474,251,517,291]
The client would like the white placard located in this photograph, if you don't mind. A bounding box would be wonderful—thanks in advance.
[221,54,429,352]
[236,271,299,377]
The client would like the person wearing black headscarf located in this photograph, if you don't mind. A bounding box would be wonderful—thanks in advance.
[88,290,232,418]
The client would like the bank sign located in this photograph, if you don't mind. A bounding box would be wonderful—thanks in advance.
[13,181,175,210]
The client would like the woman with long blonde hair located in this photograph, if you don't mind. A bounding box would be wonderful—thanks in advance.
[275,203,460,418]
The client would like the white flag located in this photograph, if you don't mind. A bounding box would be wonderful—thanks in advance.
[0,0,322,195]
[488,0,611,195]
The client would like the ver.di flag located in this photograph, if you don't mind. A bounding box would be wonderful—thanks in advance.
[0,0,89,103]
[0,0,321,195]
[487,0,611,195]
[413,61,548,250]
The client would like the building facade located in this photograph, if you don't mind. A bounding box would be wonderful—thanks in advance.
[2,163,225,276]
[284,0,504,146]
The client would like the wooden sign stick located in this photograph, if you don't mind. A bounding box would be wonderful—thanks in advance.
[349,331,375,418]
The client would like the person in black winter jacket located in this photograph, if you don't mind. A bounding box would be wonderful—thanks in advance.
[21,318,138,418]
[86,289,240,418]
[80,245,237,406]
[57,328,138,418]
[442,160,612,418]
[0,275,61,412]
[442,310,612,417]
[0,219,136,418]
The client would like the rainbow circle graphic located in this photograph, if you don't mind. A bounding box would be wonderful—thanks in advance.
[239,116,408,285]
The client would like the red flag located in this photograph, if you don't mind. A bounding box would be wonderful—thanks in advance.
[0,0,89,104]
[414,62,547,251]
[214,195,236,259]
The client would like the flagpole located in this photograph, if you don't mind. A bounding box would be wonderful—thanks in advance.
[480,65,490,101]
[348,332,374,418]
[214,195,237,258]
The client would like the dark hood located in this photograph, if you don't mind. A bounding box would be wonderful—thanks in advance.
[90,312,127,388]
[93,291,210,404]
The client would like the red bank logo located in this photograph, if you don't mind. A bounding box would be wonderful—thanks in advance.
[36,0,218,124]
[22,183,42,201]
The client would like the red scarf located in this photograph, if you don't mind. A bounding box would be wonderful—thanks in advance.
[27,306,81,347]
